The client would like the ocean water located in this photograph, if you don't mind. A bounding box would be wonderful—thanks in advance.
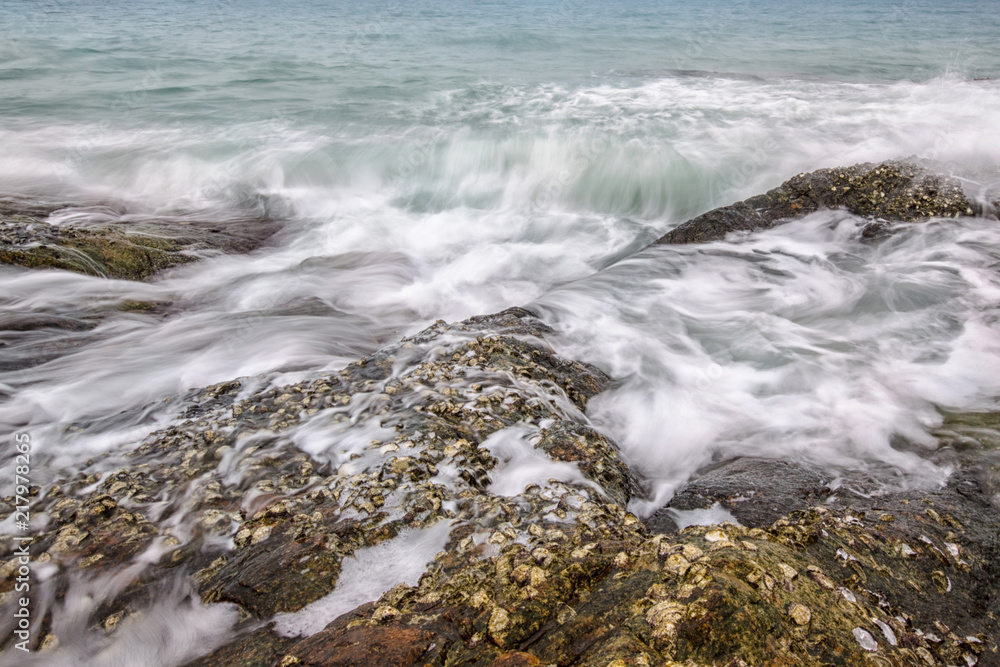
[2,0,1000,663]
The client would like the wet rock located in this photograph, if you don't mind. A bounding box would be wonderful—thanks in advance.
[0,198,280,280]
[182,625,296,667]
[656,159,977,245]
[534,421,637,507]
[3,305,999,666]
[0,492,159,588]
[264,408,1000,666]
[641,448,1000,663]
[0,307,634,655]
[284,625,436,667]
[201,512,356,616]
[647,457,832,530]
[300,477,998,666]
[487,652,541,667]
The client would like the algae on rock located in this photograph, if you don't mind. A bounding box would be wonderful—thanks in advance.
[0,198,280,280]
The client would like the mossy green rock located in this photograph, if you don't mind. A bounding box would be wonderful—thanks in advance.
[0,198,279,280]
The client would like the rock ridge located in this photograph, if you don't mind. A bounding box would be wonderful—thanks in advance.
[656,159,985,245]
[1,308,998,666]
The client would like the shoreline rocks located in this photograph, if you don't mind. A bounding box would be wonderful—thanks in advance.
[3,159,1000,664]
[0,198,280,281]
[0,308,634,662]
[656,159,984,245]
[2,307,998,666]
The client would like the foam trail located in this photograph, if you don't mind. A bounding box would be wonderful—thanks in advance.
[272,520,454,638]
[482,426,595,497]
[533,212,1000,514]
[0,576,239,667]
[2,2,1000,659]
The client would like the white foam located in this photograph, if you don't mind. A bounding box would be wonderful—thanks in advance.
[667,502,743,531]
[0,576,238,667]
[480,426,594,497]
[534,213,1000,514]
[272,520,453,638]
[285,407,396,468]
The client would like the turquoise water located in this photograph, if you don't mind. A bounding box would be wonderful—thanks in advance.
[4,1,1000,119]
[3,1,1000,227]
[3,2,1000,664]
[3,0,1000,204]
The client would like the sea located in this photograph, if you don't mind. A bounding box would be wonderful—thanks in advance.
[2,0,1000,664]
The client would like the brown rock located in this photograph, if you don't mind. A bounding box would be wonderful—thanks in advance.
[183,625,295,667]
[488,652,541,667]
[287,626,435,667]
[0,197,280,281]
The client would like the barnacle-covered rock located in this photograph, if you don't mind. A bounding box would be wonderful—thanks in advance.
[656,159,980,245]
[270,480,998,666]
[0,307,637,654]
[2,306,998,666]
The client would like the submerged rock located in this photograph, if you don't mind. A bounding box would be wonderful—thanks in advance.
[0,198,280,280]
[656,159,980,245]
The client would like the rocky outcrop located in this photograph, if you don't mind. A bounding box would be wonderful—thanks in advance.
[0,308,634,660]
[289,489,996,666]
[4,156,1000,663]
[656,159,982,245]
[645,455,1000,665]
[0,198,279,280]
[3,307,998,666]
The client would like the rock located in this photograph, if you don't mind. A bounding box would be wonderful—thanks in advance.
[3,305,999,666]
[0,198,280,280]
[787,602,811,626]
[259,414,1000,666]
[646,457,832,531]
[182,625,296,667]
[0,307,634,655]
[487,652,541,667]
[656,159,978,245]
[641,424,1000,663]
[284,626,436,667]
